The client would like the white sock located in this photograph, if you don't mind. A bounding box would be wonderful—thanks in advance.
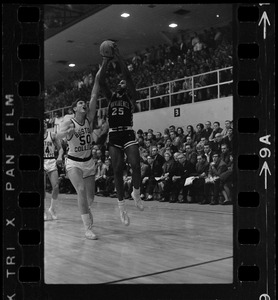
[81,214,92,230]
[118,199,125,205]
[118,200,126,211]
[50,198,58,211]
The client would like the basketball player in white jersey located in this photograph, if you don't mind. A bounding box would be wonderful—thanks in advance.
[56,63,104,240]
[44,120,64,220]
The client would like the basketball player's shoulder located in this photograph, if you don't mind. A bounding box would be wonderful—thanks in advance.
[62,115,75,127]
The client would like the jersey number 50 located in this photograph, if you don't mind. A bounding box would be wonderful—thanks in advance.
[112,107,124,115]
[79,134,91,145]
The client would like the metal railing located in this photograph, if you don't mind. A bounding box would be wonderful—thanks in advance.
[44,66,233,119]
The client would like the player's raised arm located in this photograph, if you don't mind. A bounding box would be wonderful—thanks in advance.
[113,45,138,107]
[99,57,113,101]
[87,58,111,122]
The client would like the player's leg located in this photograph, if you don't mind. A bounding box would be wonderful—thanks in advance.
[47,169,60,219]
[44,171,48,221]
[125,144,141,189]
[67,167,97,239]
[109,145,129,225]
[109,146,125,200]
[84,175,95,222]
[125,144,144,211]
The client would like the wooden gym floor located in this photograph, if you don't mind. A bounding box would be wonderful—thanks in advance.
[44,193,233,284]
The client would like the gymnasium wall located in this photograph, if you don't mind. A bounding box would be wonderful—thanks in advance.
[133,96,233,133]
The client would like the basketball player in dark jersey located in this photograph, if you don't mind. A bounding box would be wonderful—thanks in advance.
[99,45,144,226]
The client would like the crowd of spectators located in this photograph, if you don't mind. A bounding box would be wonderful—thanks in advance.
[45,23,232,113]
[46,119,234,206]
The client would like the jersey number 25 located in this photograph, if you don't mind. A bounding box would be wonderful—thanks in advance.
[111,107,124,115]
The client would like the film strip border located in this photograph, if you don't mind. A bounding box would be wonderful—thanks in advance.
[2,3,275,300]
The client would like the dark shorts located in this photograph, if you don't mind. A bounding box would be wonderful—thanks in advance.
[108,130,138,150]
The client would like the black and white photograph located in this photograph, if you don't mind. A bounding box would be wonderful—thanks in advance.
[44,4,233,284]
[2,3,276,300]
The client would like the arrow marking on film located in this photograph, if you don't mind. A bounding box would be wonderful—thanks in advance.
[259,161,271,189]
[258,11,271,40]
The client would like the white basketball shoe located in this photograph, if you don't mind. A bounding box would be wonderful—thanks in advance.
[118,202,130,226]
[131,191,144,211]
[48,207,58,220]
[85,223,97,240]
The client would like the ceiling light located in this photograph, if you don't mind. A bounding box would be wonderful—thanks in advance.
[121,13,130,18]
[169,23,178,28]
[69,63,75,67]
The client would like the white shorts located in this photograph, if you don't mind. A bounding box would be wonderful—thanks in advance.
[65,157,96,178]
[44,158,57,173]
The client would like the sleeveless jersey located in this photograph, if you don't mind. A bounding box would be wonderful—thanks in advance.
[67,118,92,159]
[107,92,133,128]
[44,131,56,159]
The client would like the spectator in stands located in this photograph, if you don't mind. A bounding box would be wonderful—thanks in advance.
[191,154,210,204]
[169,153,196,203]
[169,130,182,151]
[143,131,148,140]
[104,149,110,161]
[144,140,152,154]
[222,128,233,151]
[191,32,202,52]
[102,158,115,197]
[183,136,197,151]
[196,144,205,156]
[204,142,213,163]
[221,120,232,138]
[157,152,175,202]
[169,125,176,132]
[195,123,205,143]
[203,152,228,205]
[157,142,165,156]
[160,152,178,202]
[184,144,197,166]
[203,121,213,140]
[95,159,106,195]
[123,162,133,199]
[176,127,186,144]
[209,121,223,142]
[140,148,149,162]
[139,159,149,199]
[96,149,105,162]
[182,76,193,103]
[197,136,208,150]
[146,131,156,146]
[137,136,145,148]
[220,153,233,205]
[141,155,163,201]
[165,137,178,154]
[136,129,144,140]
[185,125,196,143]
[155,132,163,144]
[220,143,231,165]
[151,146,165,169]
[211,133,224,154]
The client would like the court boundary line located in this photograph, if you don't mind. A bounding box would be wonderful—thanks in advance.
[48,194,233,216]
[103,256,233,284]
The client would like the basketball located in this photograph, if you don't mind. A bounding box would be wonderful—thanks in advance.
[99,40,114,58]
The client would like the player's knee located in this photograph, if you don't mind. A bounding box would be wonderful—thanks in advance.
[76,185,86,196]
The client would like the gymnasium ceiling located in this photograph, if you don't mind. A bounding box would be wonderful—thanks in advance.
[44,4,233,86]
